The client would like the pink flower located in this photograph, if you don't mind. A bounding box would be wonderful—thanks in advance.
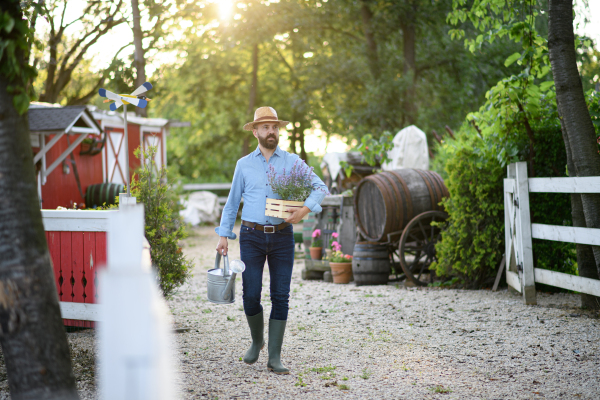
[345,254,352,259]
[331,232,339,238]
[312,229,321,238]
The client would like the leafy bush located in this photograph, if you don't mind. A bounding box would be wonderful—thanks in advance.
[431,99,578,287]
[431,129,505,286]
[131,146,193,298]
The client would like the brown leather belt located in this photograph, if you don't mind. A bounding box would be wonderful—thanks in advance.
[242,220,290,233]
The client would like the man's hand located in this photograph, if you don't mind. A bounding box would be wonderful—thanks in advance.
[285,206,310,224]
[216,236,228,256]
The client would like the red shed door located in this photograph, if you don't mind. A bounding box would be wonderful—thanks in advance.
[105,129,127,184]
[143,129,164,174]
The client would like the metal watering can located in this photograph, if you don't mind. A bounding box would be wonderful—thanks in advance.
[207,252,245,304]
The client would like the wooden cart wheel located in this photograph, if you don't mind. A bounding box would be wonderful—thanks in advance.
[399,211,448,286]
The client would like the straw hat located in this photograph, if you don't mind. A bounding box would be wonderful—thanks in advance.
[243,106,290,131]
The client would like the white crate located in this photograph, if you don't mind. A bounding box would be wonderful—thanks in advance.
[265,198,307,219]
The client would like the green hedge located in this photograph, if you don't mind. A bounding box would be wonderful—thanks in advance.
[431,109,577,287]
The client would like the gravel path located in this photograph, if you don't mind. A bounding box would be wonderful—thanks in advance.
[1,224,598,399]
[172,225,600,399]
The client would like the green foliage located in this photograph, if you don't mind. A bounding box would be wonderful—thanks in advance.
[432,101,579,286]
[428,0,594,287]
[150,0,519,183]
[131,145,193,298]
[431,130,505,286]
[340,132,394,177]
[0,2,39,114]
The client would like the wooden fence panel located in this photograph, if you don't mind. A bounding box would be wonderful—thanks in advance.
[505,163,600,303]
[531,223,600,246]
[534,268,600,297]
[528,177,600,193]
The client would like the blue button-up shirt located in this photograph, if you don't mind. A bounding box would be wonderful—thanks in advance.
[215,146,328,239]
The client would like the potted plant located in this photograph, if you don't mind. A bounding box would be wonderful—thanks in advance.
[80,134,104,156]
[329,243,353,284]
[310,229,323,260]
[325,232,338,259]
[265,160,324,220]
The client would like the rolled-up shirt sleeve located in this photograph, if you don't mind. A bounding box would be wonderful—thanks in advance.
[215,162,244,239]
[303,170,328,213]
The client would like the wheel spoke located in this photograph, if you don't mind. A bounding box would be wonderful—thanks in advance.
[408,232,422,243]
[417,220,428,239]
[416,256,431,281]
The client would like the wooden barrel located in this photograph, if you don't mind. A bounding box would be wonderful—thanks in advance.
[352,242,390,286]
[354,169,449,242]
[85,183,124,208]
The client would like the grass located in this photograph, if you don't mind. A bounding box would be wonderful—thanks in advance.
[429,385,452,394]
[360,368,372,380]
[294,376,307,387]
[227,316,235,321]
[338,384,350,390]
[202,309,212,313]
[311,365,336,374]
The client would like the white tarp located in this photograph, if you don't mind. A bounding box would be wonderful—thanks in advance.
[180,191,220,226]
[320,152,348,182]
[382,125,429,171]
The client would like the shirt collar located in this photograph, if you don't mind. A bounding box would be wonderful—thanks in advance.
[253,145,282,158]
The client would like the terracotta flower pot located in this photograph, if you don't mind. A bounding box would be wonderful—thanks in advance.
[330,262,353,284]
[310,247,323,260]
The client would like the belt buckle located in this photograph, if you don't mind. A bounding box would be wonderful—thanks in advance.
[264,225,275,234]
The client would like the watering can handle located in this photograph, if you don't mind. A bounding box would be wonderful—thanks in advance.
[214,252,230,276]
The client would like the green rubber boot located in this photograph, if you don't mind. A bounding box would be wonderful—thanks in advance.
[267,319,290,374]
[243,311,265,364]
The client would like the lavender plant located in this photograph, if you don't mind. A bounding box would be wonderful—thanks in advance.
[268,160,322,201]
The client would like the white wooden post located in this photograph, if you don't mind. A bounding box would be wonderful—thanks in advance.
[119,193,137,208]
[514,162,536,304]
[504,164,522,293]
[99,204,178,400]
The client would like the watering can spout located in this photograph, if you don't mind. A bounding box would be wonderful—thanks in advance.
[222,273,236,300]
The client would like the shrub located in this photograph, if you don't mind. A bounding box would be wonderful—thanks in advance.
[432,99,578,287]
[431,130,505,287]
[131,146,193,298]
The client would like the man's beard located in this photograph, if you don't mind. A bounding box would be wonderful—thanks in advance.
[258,134,278,149]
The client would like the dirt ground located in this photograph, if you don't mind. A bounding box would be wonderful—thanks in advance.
[0,223,598,399]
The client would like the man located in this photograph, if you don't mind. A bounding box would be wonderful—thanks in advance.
[215,106,327,374]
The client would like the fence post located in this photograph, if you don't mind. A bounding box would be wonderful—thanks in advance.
[515,162,536,305]
[99,204,177,400]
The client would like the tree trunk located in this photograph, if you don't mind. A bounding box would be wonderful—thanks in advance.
[560,114,600,309]
[360,0,380,79]
[548,0,600,282]
[400,6,417,126]
[243,43,259,157]
[0,4,79,397]
[131,0,147,117]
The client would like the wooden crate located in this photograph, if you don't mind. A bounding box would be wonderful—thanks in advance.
[265,198,307,219]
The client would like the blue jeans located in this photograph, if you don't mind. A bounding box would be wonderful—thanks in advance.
[239,224,295,320]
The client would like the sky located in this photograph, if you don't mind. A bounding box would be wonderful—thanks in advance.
[38,1,600,156]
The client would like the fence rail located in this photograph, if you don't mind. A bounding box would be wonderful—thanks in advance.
[504,162,600,304]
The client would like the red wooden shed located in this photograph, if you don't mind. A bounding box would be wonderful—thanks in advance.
[30,103,172,209]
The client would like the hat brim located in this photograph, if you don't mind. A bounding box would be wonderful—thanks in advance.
[244,119,290,131]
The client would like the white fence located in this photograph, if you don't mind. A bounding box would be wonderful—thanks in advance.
[42,196,177,399]
[504,162,600,304]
